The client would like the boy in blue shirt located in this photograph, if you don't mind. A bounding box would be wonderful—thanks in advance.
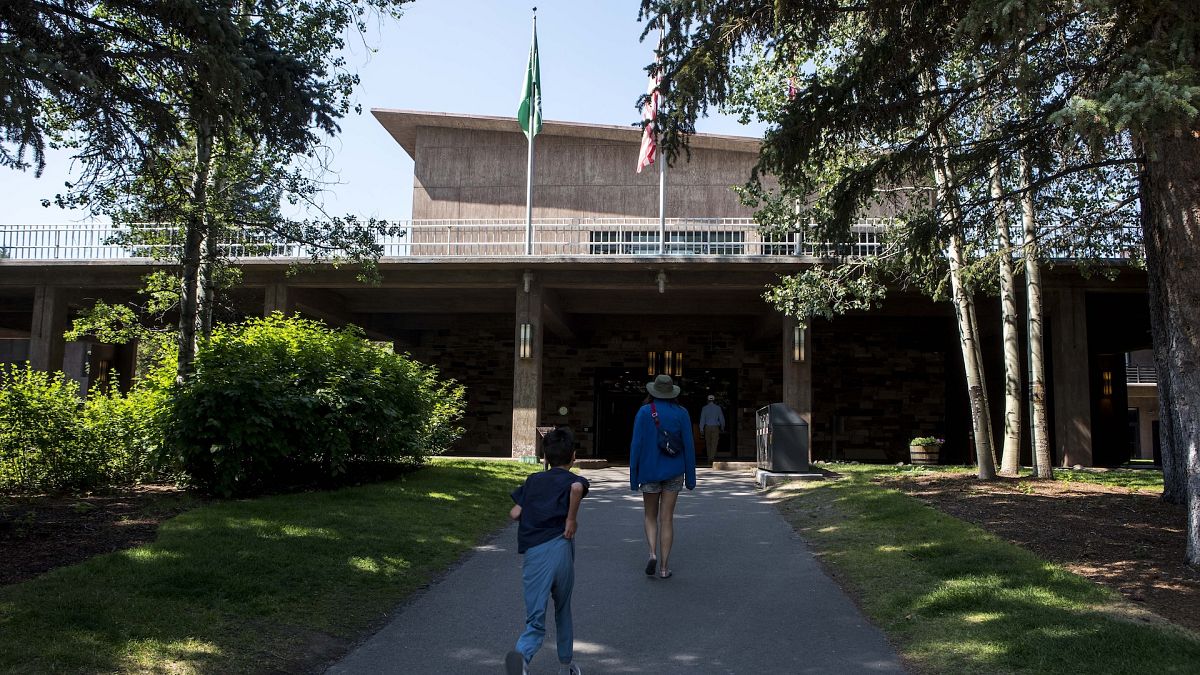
[506,428,589,675]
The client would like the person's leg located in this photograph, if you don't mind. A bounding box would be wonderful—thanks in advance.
[550,538,576,665]
[705,425,719,461]
[658,489,680,576]
[515,540,556,663]
[642,491,660,560]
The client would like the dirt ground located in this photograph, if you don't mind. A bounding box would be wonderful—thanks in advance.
[0,486,200,586]
[884,472,1200,635]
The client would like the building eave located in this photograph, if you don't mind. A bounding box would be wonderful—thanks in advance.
[370,108,762,159]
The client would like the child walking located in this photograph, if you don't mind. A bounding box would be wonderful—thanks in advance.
[506,427,589,675]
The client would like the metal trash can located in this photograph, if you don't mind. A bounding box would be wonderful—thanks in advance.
[756,403,810,472]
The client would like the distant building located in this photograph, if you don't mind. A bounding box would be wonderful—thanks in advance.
[0,110,1155,468]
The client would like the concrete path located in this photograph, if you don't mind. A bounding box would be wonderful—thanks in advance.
[328,468,905,674]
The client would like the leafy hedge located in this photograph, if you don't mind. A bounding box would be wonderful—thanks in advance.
[163,314,464,496]
[0,365,164,492]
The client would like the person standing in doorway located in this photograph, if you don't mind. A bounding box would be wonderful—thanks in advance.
[699,394,726,464]
[629,374,696,579]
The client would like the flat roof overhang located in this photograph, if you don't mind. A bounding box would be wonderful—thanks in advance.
[370,109,762,160]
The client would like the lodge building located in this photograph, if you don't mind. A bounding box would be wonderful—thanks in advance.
[0,110,1157,468]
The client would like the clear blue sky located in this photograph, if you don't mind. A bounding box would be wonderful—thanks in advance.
[0,0,764,224]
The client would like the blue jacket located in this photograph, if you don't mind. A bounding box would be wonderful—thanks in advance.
[629,399,697,491]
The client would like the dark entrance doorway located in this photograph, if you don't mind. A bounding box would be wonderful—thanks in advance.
[593,368,739,461]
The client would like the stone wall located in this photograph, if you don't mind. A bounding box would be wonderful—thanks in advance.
[810,317,953,463]
[392,315,515,456]
[392,312,954,463]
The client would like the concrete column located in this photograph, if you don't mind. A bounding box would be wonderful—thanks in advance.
[263,283,291,316]
[511,276,544,459]
[1048,287,1092,466]
[781,315,813,463]
[29,285,67,372]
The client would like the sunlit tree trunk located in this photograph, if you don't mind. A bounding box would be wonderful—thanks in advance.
[1019,149,1053,478]
[930,120,997,480]
[991,157,1022,476]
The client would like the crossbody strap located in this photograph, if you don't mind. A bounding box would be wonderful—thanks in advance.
[650,401,661,428]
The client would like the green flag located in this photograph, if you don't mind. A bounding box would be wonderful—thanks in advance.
[518,21,542,139]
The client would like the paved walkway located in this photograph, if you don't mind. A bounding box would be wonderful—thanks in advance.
[328,468,905,674]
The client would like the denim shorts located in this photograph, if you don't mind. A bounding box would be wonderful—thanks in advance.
[640,474,685,493]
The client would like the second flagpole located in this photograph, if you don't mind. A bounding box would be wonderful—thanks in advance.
[524,11,536,255]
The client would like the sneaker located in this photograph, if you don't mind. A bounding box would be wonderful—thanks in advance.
[505,650,528,675]
[558,663,582,675]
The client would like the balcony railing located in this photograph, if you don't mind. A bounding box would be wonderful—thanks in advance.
[0,219,1142,261]
[1127,365,1158,385]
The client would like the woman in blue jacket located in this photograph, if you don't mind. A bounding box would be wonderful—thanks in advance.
[629,374,697,579]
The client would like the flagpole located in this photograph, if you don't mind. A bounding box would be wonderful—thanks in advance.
[524,11,537,256]
[656,19,666,254]
[658,137,665,254]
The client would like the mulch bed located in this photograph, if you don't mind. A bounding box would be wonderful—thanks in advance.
[882,472,1200,635]
[0,485,201,586]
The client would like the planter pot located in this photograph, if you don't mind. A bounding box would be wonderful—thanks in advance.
[909,444,940,465]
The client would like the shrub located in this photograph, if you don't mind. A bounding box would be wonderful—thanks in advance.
[164,314,464,496]
[0,365,86,491]
[81,381,168,486]
[0,361,169,494]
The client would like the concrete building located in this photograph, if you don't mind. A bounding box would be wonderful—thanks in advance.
[0,110,1156,468]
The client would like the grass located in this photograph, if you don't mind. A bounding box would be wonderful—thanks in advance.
[1054,468,1165,492]
[774,464,1200,675]
[870,461,1167,493]
[0,459,534,674]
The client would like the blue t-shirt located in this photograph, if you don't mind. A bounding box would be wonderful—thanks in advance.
[511,467,590,554]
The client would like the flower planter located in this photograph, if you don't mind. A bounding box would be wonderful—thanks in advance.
[909,444,940,465]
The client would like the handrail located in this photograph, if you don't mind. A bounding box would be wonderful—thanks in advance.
[0,219,1143,262]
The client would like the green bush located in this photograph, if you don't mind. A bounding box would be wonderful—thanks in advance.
[164,314,464,496]
[81,381,168,486]
[0,365,86,491]
[0,364,168,493]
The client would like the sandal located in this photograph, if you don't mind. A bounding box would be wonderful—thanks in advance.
[659,569,673,579]
[644,558,657,576]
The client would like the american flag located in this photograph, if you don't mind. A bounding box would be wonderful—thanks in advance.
[636,70,659,173]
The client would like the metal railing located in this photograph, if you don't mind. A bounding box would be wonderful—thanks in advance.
[0,218,1143,261]
[0,219,893,261]
[1127,365,1158,384]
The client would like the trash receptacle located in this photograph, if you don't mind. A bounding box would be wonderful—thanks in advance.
[756,403,810,472]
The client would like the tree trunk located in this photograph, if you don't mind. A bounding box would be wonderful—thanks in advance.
[966,295,998,468]
[197,219,219,337]
[991,158,1022,476]
[929,119,997,479]
[1138,128,1200,564]
[1020,149,1053,479]
[176,119,214,383]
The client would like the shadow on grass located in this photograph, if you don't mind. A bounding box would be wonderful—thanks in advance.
[780,471,1200,675]
[0,460,534,674]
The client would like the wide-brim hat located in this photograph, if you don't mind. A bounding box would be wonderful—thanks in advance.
[646,374,681,399]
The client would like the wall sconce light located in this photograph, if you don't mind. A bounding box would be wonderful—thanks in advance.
[656,270,667,294]
[793,325,806,363]
[523,270,534,293]
[647,350,658,376]
[664,350,674,375]
[673,351,684,378]
[519,322,533,359]
[1102,370,1113,396]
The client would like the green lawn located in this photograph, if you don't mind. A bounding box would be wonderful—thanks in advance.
[775,464,1200,675]
[0,459,534,674]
